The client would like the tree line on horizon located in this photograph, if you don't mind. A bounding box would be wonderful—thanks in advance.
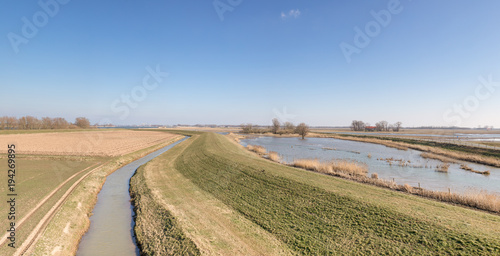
[0,116,92,130]
[351,120,402,132]
[241,118,310,139]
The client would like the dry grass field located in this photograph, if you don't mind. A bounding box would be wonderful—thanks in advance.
[0,130,179,156]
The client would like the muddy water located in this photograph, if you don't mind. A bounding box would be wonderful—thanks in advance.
[77,137,188,256]
[241,137,500,195]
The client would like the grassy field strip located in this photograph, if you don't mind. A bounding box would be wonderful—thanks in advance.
[29,135,184,256]
[0,162,102,247]
[139,135,293,255]
[167,132,500,254]
[14,161,112,256]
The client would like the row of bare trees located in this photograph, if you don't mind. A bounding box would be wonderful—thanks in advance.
[242,119,310,139]
[0,116,91,130]
[351,120,402,132]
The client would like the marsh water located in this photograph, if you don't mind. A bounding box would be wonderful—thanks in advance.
[77,137,188,256]
[240,136,500,195]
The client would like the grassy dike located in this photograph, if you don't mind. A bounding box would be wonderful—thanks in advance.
[133,131,500,255]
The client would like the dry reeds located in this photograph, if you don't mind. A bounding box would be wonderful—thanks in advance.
[371,173,378,179]
[436,163,450,173]
[246,145,267,155]
[293,158,368,177]
[420,153,458,164]
[268,151,281,163]
[460,164,491,175]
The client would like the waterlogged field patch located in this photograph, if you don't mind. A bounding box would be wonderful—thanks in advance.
[0,130,178,156]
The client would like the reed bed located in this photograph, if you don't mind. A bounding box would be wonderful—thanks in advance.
[420,152,459,164]
[436,163,450,173]
[268,151,281,163]
[292,158,368,177]
[246,144,267,155]
[460,164,491,175]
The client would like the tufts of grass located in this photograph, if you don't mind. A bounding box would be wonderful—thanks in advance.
[246,145,267,155]
[460,164,491,175]
[268,151,281,163]
[293,158,368,177]
[436,163,450,173]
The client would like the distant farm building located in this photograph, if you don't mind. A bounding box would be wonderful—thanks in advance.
[365,126,376,132]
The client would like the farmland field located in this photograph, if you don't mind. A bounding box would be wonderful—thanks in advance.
[133,131,500,255]
[0,130,178,156]
[0,130,182,255]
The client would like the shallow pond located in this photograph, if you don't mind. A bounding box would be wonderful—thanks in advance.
[77,137,188,256]
[241,136,500,195]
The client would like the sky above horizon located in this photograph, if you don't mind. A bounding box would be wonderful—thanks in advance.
[1,0,500,127]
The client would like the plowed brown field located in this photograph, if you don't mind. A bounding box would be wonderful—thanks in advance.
[0,130,179,156]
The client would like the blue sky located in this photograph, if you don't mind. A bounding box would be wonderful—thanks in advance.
[1,0,500,127]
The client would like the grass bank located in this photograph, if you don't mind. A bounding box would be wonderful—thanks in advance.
[130,164,200,255]
[143,132,500,254]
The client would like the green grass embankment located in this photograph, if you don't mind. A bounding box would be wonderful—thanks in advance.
[138,132,500,255]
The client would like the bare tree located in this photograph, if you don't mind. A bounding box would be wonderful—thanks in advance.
[351,120,366,131]
[53,118,69,129]
[241,123,254,134]
[18,116,28,129]
[0,117,6,129]
[393,122,402,132]
[271,118,280,134]
[283,122,295,133]
[75,117,90,128]
[295,123,310,139]
[41,117,53,129]
[26,116,40,129]
[375,121,389,131]
[6,117,17,129]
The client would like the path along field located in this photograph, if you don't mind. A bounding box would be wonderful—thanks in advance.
[132,131,500,255]
[0,130,182,255]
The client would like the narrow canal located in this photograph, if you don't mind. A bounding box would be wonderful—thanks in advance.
[77,137,188,256]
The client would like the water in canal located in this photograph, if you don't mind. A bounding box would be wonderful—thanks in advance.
[77,137,188,256]
[241,136,500,195]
